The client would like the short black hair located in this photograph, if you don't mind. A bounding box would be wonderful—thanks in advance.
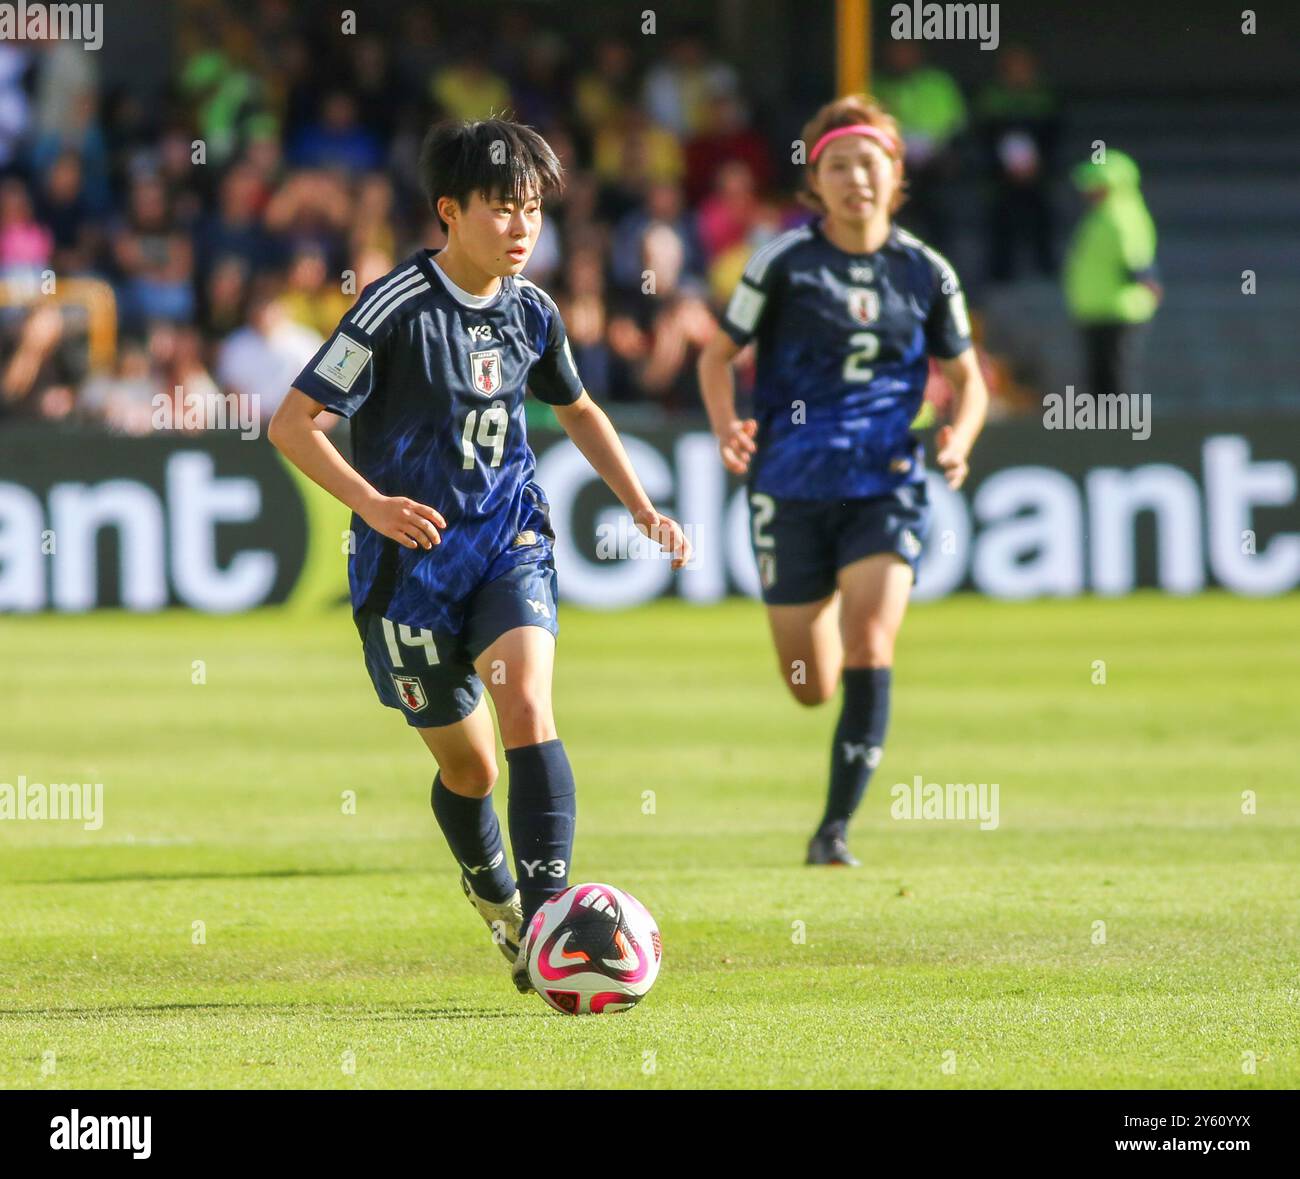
[418,116,564,233]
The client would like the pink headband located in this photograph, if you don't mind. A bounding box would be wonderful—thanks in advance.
[809,124,900,164]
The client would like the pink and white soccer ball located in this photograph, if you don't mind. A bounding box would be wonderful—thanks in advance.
[521,883,662,1014]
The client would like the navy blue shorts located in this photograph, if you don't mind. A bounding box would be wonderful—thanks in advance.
[355,558,559,728]
[747,482,931,605]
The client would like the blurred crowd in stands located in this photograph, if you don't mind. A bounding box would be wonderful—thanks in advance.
[0,2,1064,432]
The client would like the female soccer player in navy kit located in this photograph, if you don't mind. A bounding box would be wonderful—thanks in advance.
[698,95,989,866]
[269,118,690,992]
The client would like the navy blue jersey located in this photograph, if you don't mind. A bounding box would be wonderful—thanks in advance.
[721,220,972,500]
[292,249,584,633]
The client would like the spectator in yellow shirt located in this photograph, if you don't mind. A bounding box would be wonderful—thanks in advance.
[430,53,511,122]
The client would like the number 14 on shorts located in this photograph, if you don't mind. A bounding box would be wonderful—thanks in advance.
[381,617,439,667]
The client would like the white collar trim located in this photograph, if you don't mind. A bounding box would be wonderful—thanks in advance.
[430,253,504,308]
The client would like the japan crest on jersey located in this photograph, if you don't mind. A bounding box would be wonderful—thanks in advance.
[391,674,428,712]
[847,287,880,325]
[469,349,502,396]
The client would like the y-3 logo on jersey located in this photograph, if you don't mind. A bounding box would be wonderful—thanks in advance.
[525,598,551,619]
[467,323,495,342]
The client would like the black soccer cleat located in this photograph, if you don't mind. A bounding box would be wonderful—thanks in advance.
[805,828,861,867]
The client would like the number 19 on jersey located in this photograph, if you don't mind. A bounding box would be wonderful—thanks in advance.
[461,405,509,469]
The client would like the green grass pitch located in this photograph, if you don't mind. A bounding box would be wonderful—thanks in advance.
[1,593,1296,1089]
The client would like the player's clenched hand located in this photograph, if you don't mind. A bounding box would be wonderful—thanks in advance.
[361,494,447,550]
[935,425,972,490]
[634,508,693,570]
[716,418,758,475]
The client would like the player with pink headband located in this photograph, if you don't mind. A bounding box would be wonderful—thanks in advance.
[698,95,989,867]
[809,122,900,163]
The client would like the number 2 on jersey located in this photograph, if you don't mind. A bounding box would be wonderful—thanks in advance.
[461,405,509,469]
[843,331,880,382]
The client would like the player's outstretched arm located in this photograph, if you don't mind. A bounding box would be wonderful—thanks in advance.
[268,388,446,550]
[551,391,692,569]
[933,349,990,491]
[697,329,757,475]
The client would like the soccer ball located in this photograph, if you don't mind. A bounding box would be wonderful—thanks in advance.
[521,882,662,1014]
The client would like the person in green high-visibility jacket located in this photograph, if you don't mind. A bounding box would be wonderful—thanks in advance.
[874,42,967,254]
[1063,149,1161,400]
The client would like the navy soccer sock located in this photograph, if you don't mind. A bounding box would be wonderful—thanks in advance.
[430,773,515,903]
[505,739,577,926]
[819,667,892,835]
